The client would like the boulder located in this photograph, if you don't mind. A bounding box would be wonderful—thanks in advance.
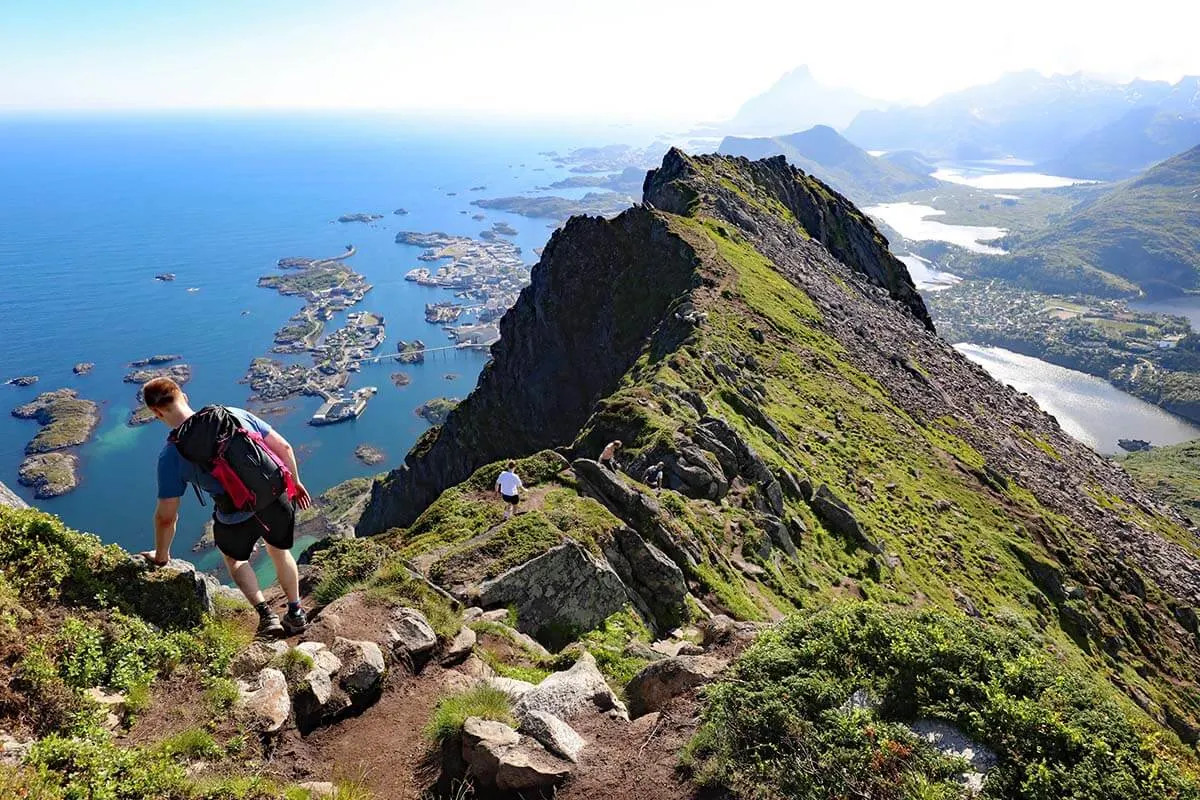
[907,719,997,795]
[626,655,727,717]
[808,485,881,554]
[602,526,689,632]
[291,642,351,731]
[519,709,585,762]
[99,556,223,630]
[487,676,537,701]
[229,640,288,679]
[331,637,386,699]
[461,717,521,786]
[513,651,628,722]
[700,614,762,646]
[441,625,477,666]
[237,668,291,733]
[0,732,33,767]
[85,687,127,730]
[386,607,438,661]
[461,717,572,792]
[478,541,632,645]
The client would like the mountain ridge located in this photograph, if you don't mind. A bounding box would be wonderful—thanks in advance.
[717,125,937,202]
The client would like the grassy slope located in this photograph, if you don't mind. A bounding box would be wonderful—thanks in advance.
[1120,440,1200,524]
[1000,145,1200,295]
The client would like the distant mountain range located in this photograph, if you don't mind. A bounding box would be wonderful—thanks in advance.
[718,125,937,203]
[840,71,1200,174]
[996,144,1200,296]
[729,65,884,134]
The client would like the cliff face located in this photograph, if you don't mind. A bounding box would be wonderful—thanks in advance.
[360,149,1200,739]
[0,479,28,510]
[356,208,701,534]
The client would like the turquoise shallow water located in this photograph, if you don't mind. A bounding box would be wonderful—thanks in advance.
[0,112,633,559]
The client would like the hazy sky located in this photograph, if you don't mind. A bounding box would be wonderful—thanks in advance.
[3,0,1199,120]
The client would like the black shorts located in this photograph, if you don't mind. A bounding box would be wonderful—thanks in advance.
[502,493,520,506]
[213,496,295,561]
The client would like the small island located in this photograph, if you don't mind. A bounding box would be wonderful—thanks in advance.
[395,339,426,364]
[1118,439,1153,453]
[126,364,192,426]
[125,363,191,386]
[12,388,100,497]
[72,363,94,376]
[391,372,412,388]
[425,302,464,324]
[354,444,386,465]
[470,191,633,222]
[337,213,383,224]
[128,354,182,368]
[443,373,459,381]
[13,389,100,454]
[154,273,176,282]
[491,221,518,236]
[470,185,487,191]
[393,208,409,216]
[18,452,79,499]
[415,396,459,425]
[5,376,38,387]
[472,213,486,221]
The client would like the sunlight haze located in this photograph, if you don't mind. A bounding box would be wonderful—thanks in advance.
[3,0,1199,120]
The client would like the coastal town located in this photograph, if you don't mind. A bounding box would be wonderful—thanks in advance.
[398,228,527,348]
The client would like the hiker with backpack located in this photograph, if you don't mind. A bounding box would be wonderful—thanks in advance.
[495,460,523,520]
[139,377,312,638]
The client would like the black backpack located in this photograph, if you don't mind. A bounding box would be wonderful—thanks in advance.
[169,405,293,514]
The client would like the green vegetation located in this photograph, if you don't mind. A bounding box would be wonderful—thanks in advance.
[577,607,656,688]
[12,389,100,455]
[416,396,460,425]
[978,145,1200,297]
[929,281,1200,424]
[688,604,1200,800]
[425,685,514,742]
[1119,439,1200,523]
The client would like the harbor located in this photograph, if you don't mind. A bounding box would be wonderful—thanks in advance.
[309,386,378,426]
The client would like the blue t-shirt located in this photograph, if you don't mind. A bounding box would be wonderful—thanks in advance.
[157,407,275,525]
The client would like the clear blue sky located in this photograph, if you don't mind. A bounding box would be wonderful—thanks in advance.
[3,0,1199,119]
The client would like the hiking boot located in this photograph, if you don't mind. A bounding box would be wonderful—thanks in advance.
[281,607,308,636]
[256,610,285,639]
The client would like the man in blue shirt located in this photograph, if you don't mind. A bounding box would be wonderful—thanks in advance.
[140,377,313,638]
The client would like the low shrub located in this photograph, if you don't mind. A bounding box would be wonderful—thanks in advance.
[688,603,1200,800]
[310,538,391,606]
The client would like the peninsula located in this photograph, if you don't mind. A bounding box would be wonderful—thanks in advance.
[247,248,385,413]
[470,191,633,222]
[397,230,527,325]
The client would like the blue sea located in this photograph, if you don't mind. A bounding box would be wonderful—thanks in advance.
[0,112,656,567]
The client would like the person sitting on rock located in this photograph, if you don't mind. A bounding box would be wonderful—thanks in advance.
[495,460,523,520]
[139,377,313,639]
[599,440,622,471]
[643,461,666,494]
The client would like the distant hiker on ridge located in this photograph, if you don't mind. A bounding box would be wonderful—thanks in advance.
[139,377,312,639]
[495,460,523,520]
[643,461,666,494]
[599,439,622,471]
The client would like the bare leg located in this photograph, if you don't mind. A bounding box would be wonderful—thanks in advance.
[223,554,266,606]
[266,544,301,605]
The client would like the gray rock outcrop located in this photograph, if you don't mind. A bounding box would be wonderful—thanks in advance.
[478,541,632,644]
[625,655,728,718]
[0,480,27,510]
[513,651,628,722]
[331,637,386,699]
[386,607,438,661]
[601,525,689,632]
[461,717,573,792]
[518,709,586,762]
[237,668,291,733]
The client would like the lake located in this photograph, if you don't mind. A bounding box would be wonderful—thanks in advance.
[900,254,961,291]
[1131,296,1200,329]
[865,202,1007,254]
[955,344,1200,454]
[932,166,1096,190]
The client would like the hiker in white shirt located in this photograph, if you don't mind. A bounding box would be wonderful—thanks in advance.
[496,460,524,519]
